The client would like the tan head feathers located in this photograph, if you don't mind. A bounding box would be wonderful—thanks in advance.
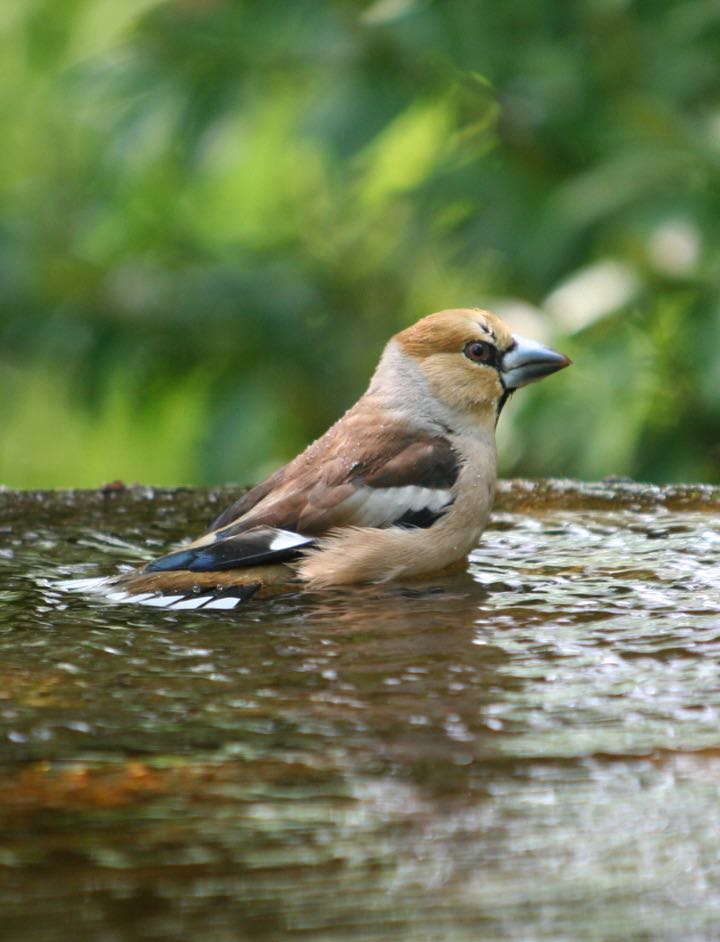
[395,308,515,359]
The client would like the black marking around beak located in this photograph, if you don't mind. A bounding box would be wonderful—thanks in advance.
[496,386,513,423]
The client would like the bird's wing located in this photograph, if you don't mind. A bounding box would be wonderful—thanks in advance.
[144,526,316,573]
[145,424,460,574]
[215,424,460,535]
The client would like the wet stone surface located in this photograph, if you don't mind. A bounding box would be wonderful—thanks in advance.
[1,479,719,941]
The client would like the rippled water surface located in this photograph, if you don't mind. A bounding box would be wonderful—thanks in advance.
[1,480,720,941]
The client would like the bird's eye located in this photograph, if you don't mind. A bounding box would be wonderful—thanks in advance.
[464,340,495,365]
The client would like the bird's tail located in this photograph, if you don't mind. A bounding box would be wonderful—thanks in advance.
[58,563,296,611]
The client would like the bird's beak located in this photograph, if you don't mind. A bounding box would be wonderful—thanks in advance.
[501,334,572,390]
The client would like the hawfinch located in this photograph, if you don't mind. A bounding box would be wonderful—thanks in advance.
[105,308,570,609]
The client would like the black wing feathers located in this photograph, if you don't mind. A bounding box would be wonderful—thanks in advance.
[145,527,316,573]
[358,439,460,490]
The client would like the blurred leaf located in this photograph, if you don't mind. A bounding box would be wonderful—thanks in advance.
[0,0,719,486]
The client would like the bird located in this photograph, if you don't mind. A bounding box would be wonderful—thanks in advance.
[97,308,570,610]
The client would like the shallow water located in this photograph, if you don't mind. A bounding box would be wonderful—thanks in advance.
[1,480,720,941]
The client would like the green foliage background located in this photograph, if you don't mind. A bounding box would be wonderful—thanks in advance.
[1,0,718,488]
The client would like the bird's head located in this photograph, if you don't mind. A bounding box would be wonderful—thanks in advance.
[394,308,571,426]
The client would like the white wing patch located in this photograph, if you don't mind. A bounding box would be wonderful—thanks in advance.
[340,485,452,527]
[269,529,315,552]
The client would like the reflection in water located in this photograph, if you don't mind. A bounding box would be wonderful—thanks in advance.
[0,483,719,941]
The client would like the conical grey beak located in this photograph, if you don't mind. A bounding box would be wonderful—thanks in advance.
[501,334,571,390]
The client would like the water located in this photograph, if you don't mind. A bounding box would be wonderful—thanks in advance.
[1,480,719,941]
